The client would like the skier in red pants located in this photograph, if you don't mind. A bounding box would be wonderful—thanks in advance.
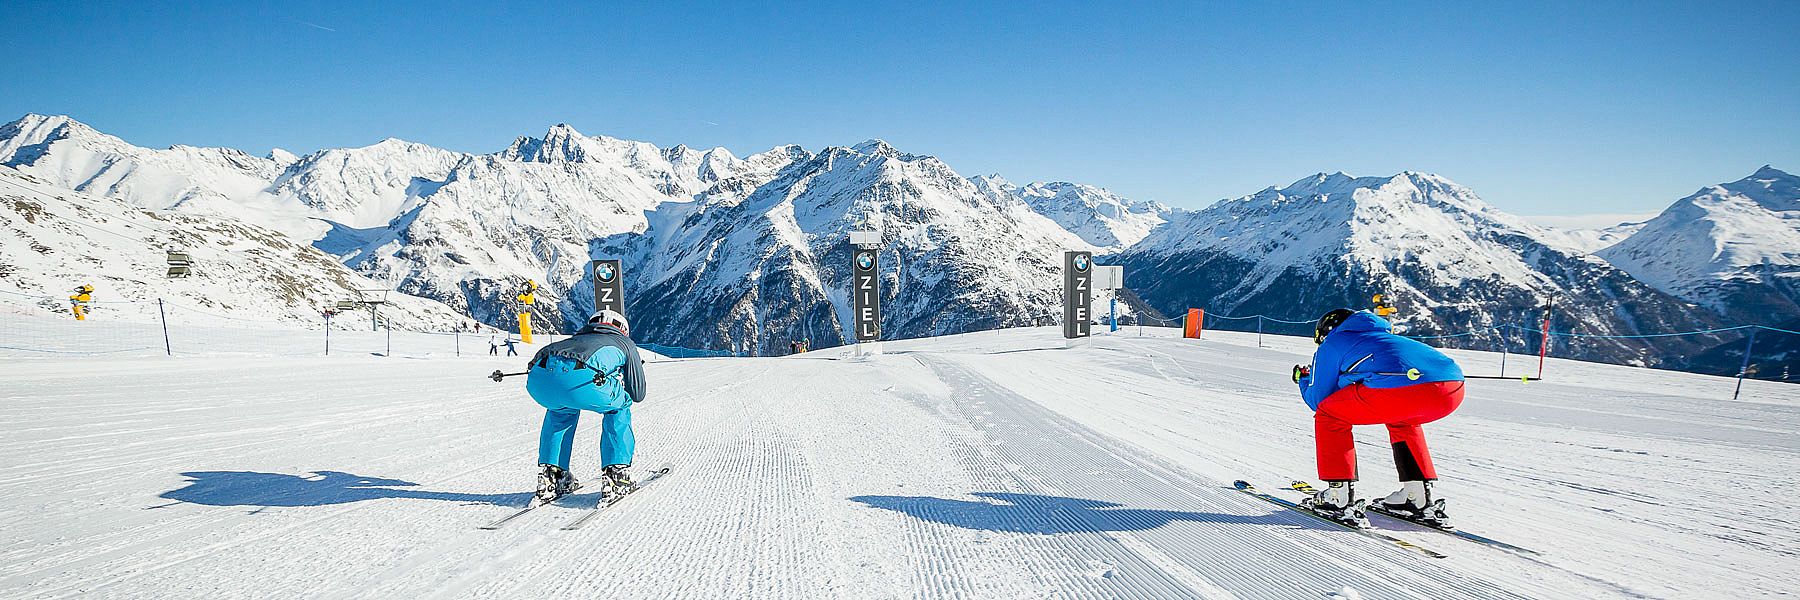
[1293,309,1465,528]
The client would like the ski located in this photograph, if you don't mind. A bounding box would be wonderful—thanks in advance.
[1290,480,1539,556]
[1233,480,1447,559]
[478,480,587,530]
[561,464,673,531]
[1365,504,1541,555]
[482,482,579,526]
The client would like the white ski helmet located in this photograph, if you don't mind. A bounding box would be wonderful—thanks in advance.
[589,308,629,332]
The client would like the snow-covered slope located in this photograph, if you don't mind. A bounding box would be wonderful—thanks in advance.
[0,165,470,329]
[589,141,1098,355]
[972,176,1171,250]
[2,325,1792,598]
[1599,166,1800,324]
[1111,171,1722,367]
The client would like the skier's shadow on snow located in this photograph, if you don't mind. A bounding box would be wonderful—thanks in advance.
[851,492,1303,534]
[156,471,534,509]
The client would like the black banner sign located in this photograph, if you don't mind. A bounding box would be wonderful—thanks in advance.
[1063,251,1091,339]
[590,259,625,318]
[853,249,881,342]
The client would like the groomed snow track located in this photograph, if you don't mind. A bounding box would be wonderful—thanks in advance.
[2,326,1793,598]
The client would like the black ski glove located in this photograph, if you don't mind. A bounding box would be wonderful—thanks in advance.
[1292,364,1312,384]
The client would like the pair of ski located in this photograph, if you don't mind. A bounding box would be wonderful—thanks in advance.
[480,465,672,531]
[1232,479,1536,559]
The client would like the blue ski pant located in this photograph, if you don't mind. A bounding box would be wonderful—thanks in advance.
[525,356,635,470]
[537,406,634,470]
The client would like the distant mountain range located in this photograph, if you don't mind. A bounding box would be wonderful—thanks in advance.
[1,114,1794,378]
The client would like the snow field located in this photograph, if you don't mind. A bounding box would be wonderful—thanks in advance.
[1,326,1795,598]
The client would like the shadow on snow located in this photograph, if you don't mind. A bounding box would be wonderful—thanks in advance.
[850,491,1305,534]
[158,471,534,508]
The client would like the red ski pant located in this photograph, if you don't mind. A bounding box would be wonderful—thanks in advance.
[1314,381,1464,482]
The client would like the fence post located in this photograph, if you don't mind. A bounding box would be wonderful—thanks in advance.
[455,331,460,357]
[325,312,331,356]
[1537,301,1553,379]
[1733,328,1759,400]
[1496,327,1507,378]
[157,299,172,356]
[385,322,392,357]
[1256,316,1264,348]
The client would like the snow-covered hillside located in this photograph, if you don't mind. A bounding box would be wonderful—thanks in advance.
[589,141,1099,355]
[1109,171,1723,367]
[1599,166,1800,324]
[2,325,1791,598]
[0,165,470,328]
[972,176,1172,250]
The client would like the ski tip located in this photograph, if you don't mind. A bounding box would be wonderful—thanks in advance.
[1231,480,1252,490]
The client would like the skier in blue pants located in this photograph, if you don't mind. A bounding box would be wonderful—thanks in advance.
[523,309,647,504]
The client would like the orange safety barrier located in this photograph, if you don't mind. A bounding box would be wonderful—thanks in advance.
[1183,308,1204,338]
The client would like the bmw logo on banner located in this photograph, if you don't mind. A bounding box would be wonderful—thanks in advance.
[853,249,881,342]
[590,259,626,317]
[1063,251,1092,339]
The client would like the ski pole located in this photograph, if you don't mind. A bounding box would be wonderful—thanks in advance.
[1465,374,1540,382]
[489,370,528,382]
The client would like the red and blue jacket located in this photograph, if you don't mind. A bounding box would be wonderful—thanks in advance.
[1297,311,1464,410]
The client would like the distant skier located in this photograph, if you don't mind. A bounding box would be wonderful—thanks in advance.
[1293,309,1464,528]
[488,335,499,356]
[523,309,647,504]
[503,335,519,356]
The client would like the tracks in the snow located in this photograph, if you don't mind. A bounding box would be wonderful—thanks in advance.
[906,354,1533,599]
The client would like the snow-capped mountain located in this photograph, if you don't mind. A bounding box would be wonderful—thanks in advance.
[971,176,1171,250]
[265,138,467,229]
[318,126,807,332]
[0,115,817,333]
[1109,171,1724,367]
[587,140,1098,355]
[0,165,470,329]
[1542,221,1645,254]
[0,114,324,239]
[1598,166,1800,324]
[6,113,1790,373]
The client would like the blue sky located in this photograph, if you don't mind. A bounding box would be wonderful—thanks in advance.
[3,1,1796,220]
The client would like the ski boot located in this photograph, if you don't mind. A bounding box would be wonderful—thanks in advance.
[600,464,636,499]
[534,463,580,505]
[1379,480,1452,529]
[1302,480,1370,528]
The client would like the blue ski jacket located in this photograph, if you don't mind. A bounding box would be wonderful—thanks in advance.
[524,323,647,413]
[1296,311,1463,410]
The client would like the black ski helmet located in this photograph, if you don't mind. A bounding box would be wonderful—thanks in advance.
[1314,308,1356,344]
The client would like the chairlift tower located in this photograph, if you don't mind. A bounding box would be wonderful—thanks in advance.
[343,288,389,331]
